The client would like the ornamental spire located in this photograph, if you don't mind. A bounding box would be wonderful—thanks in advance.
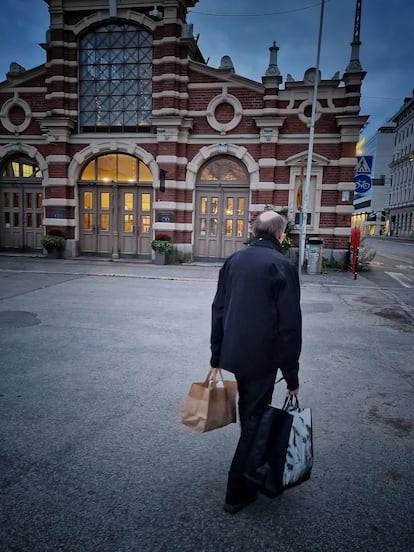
[346,0,363,72]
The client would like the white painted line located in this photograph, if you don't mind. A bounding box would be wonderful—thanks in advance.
[396,264,414,270]
[384,272,413,288]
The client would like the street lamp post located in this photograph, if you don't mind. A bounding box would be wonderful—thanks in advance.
[298,0,325,276]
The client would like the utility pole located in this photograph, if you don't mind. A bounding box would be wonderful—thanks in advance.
[298,0,325,276]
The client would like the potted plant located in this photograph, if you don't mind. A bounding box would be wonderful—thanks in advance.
[150,233,173,264]
[41,231,66,258]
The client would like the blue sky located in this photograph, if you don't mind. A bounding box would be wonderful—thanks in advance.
[0,0,412,142]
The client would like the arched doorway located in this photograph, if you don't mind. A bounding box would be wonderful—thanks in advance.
[79,153,153,257]
[0,155,43,250]
[194,156,250,259]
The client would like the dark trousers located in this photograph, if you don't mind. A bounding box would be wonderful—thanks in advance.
[226,372,276,502]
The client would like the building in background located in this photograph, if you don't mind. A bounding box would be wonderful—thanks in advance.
[353,122,395,235]
[389,91,414,238]
[0,0,367,262]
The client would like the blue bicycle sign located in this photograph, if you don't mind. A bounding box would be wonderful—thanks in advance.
[354,173,372,194]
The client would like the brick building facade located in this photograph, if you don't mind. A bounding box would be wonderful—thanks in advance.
[0,0,367,262]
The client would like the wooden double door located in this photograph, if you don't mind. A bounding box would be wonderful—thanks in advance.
[194,188,249,259]
[0,184,43,250]
[79,184,152,257]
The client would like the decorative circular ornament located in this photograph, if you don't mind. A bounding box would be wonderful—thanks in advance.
[206,92,242,134]
[0,97,32,133]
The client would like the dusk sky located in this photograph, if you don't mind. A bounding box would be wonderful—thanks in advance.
[0,0,412,143]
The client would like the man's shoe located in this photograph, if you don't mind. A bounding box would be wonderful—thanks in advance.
[223,494,257,514]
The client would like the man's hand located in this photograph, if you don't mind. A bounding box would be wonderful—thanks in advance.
[288,387,299,396]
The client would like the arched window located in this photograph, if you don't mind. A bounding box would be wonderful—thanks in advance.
[79,23,153,132]
[198,156,248,184]
[1,156,41,179]
[80,153,152,183]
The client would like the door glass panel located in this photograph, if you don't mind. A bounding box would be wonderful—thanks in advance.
[237,198,245,215]
[5,212,10,226]
[211,197,218,215]
[36,213,42,228]
[83,213,93,230]
[124,193,133,211]
[36,193,42,209]
[200,218,206,236]
[124,214,133,232]
[14,213,20,227]
[100,214,110,231]
[4,192,9,208]
[140,215,150,233]
[27,213,33,227]
[225,197,234,216]
[100,192,110,210]
[83,192,93,209]
[225,219,233,237]
[200,196,207,215]
[26,193,33,209]
[210,218,217,237]
[141,193,150,212]
[13,193,19,208]
[236,220,244,237]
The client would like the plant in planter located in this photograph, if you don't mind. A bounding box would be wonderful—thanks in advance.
[150,233,173,264]
[41,231,66,258]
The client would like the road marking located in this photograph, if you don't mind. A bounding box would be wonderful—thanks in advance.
[396,264,414,270]
[371,261,384,266]
[384,272,413,288]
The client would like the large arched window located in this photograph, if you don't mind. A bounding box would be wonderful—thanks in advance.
[80,153,152,183]
[79,23,153,132]
[1,156,42,179]
[198,156,248,184]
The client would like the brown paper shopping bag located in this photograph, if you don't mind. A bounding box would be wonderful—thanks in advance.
[181,369,237,432]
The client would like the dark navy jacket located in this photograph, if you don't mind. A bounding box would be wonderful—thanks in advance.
[210,233,302,390]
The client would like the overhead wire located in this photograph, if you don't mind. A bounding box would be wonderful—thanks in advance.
[188,0,331,18]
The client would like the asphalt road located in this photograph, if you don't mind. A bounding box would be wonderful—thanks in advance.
[0,256,413,552]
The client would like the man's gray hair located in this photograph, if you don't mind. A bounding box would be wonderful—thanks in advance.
[253,210,287,237]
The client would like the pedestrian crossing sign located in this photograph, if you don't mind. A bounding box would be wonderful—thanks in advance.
[355,156,373,174]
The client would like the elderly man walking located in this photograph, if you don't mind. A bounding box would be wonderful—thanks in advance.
[210,210,302,513]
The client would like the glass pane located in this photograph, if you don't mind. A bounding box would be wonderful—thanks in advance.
[83,213,92,230]
[124,214,133,232]
[210,218,217,237]
[124,193,133,211]
[81,160,96,180]
[36,213,42,228]
[199,157,248,182]
[13,193,19,208]
[236,220,244,237]
[22,164,34,177]
[100,192,110,210]
[138,162,152,182]
[83,192,93,209]
[211,197,218,215]
[118,155,137,182]
[14,213,20,227]
[100,214,110,231]
[4,212,10,226]
[11,162,19,177]
[200,218,206,236]
[36,193,42,209]
[225,219,233,237]
[26,193,33,209]
[141,193,150,212]
[97,155,116,182]
[4,192,10,208]
[140,215,150,233]
[225,197,234,216]
[200,197,207,215]
[27,213,33,227]
[237,197,245,215]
